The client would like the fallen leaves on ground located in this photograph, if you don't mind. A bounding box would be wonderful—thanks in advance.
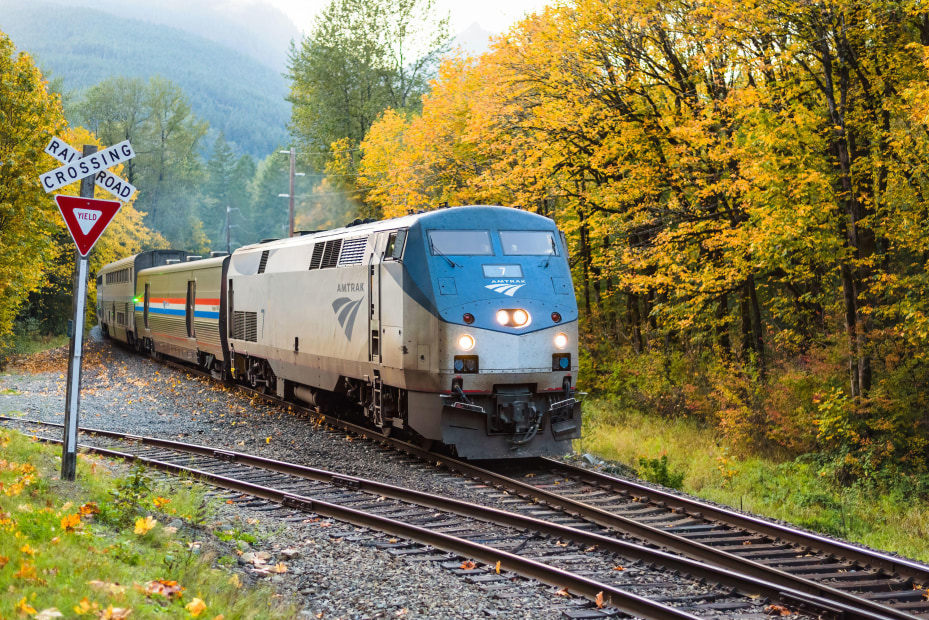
[73,597,99,615]
[133,516,157,535]
[15,597,37,615]
[96,605,132,619]
[60,513,81,532]
[141,579,185,599]
[87,580,126,597]
[460,560,477,570]
[185,598,207,617]
[13,561,43,583]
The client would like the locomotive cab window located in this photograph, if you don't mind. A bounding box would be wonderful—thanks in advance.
[384,229,407,260]
[427,230,493,256]
[499,230,559,256]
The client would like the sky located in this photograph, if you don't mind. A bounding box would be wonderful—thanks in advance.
[264,0,554,36]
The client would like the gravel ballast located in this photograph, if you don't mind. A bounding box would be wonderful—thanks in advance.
[0,338,601,619]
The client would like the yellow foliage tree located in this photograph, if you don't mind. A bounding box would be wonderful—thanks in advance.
[0,29,66,350]
[30,126,168,331]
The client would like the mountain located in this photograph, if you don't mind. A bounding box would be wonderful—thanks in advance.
[24,0,300,72]
[0,0,291,158]
[451,22,495,56]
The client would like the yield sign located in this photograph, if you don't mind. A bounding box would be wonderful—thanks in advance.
[55,195,122,256]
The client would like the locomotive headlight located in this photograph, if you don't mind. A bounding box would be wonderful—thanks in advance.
[458,334,475,351]
[554,332,569,349]
[512,309,529,326]
[496,310,510,326]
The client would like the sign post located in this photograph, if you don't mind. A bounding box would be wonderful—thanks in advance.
[61,146,96,481]
[40,139,134,481]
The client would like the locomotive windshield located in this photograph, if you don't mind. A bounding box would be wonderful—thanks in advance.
[428,230,493,255]
[499,231,559,255]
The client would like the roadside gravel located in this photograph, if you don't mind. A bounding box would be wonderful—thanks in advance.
[0,337,597,620]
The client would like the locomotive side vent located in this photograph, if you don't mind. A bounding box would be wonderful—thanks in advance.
[232,311,258,342]
[337,237,367,266]
[320,239,342,269]
[257,250,270,274]
[309,244,324,270]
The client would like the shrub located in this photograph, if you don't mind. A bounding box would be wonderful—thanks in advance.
[637,454,685,489]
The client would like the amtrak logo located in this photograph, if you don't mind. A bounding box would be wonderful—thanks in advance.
[332,297,364,340]
[485,279,526,297]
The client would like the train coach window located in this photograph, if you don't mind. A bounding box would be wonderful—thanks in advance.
[499,231,559,256]
[428,230,493,256]
[143,284,150,329]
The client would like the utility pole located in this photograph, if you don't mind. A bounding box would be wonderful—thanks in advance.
[226,206,231,254]
[288,146,295,237]
[279,148,304,237]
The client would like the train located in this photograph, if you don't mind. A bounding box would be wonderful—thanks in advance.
[96,205,581,459]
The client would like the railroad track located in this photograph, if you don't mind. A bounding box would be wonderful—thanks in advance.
[202,382,929,619]
[0,415,893,620]
[94,356,929,616]
[502,458,929,616]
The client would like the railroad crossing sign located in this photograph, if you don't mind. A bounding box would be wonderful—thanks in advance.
[42,137,137,201]
[55,195,123,256]
[38,139,137,482]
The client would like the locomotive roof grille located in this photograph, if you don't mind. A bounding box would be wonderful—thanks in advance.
[337,237,367,266]
[309,244,324,270]
[257,250,270,274]
[320,239,341,269]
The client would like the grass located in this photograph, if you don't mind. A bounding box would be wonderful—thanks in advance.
[0,427,295,619]
[3,333,69,358]
[577,398,929,564]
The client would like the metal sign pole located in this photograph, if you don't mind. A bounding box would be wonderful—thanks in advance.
[61,144,97,481]
[288,146,295,237]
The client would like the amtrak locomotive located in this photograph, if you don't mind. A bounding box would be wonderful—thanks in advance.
[97,206,581,459]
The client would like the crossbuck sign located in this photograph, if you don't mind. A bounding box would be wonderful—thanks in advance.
[38,137,137,482]
[42,138,137,201]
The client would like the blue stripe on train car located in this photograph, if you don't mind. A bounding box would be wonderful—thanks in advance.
[137,306,220,320]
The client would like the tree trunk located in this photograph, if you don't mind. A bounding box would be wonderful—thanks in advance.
[748,273,765,370]
[715,294,730,359]
[627,293,642,353]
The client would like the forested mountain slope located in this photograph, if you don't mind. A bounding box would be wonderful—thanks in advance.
[0,0,289,158]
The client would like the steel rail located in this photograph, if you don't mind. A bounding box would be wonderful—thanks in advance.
[6,424,694,620]
[540,457,929,583]
[0,417,904,620]
[226,411,927,620]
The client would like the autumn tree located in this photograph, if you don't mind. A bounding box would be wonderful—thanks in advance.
[287,0,451,216]
[359,53,504,216]
[73,76,210,252]
[355,0,929,462]
[75,76,148,184]
[723,0,929,400]
[244,151,292,243]
[20,126,168,333]
[0,29,66,352]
